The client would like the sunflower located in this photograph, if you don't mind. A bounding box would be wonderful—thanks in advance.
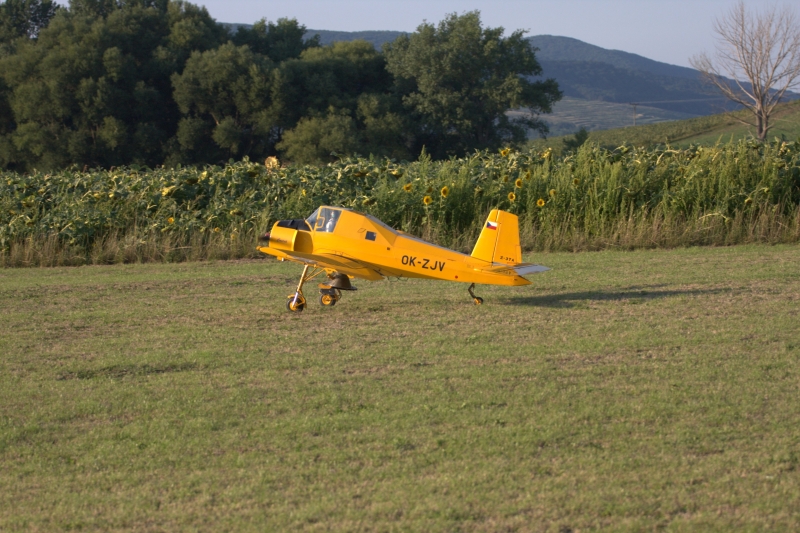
[500,148,510,157]
[573,178,580,185]
[440,186,449,198]
[744,197,752,205]
[508,192,516,202]
[167,217,175,224]
[402,183,413,192]
[213,227,221,233]
[515,178,523,188]
[524,170,531,180]
[549,189,556,197]
[537,198,545,207]
[426,186,433,194]
[423,195,433,206]
[264,156,279,170]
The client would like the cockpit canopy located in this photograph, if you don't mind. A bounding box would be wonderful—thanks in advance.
[306,207,347,233]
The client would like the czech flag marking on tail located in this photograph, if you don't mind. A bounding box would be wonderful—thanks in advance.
[485,221,498,230]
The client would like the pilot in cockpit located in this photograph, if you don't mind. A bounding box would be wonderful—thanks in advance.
[324,209,339,232]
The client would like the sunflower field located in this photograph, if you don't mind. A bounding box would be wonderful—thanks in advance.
[2,140,799,266]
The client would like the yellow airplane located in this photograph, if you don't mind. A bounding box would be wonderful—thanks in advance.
[257,206,549,312]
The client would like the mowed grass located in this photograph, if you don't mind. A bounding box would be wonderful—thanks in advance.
[1,245,799,531]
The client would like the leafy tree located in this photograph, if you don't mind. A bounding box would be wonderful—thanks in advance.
[171,42,274,163]
[276,109,359,164]
[276,94,409,164]
[0,0,59,42]
[68,0,168,19]
[270,40,393,130]
[231,17,318,63]
[563,126,589,152]
[0,0,226,170]
[272,40,409,163]
[384,11,561,158]
[0,76,18,168]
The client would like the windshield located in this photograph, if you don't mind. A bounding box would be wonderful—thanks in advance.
[307,207,342,233]
[305,209,319,228]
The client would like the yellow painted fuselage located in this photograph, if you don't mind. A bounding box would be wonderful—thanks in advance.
[257,207,534,286]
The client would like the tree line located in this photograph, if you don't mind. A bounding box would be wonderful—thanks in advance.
[0,0,561,171]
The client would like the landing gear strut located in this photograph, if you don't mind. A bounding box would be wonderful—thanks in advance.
[468,283,483,305]
[286,265,323,313]
[285,266,355,312]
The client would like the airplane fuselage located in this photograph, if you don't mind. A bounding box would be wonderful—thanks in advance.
[257,207,532,286]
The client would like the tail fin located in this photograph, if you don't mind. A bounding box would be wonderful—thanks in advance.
[470,209,522,264]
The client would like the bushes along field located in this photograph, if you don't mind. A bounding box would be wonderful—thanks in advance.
[1,139,799,266]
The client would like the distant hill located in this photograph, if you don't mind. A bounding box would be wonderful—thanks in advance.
[528,35,735,117]
[306,29,405,49]
[524,97,697,137]
[528,35,700,79]
[527,99,800,152]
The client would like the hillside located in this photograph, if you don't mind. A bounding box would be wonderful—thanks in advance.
[527,99,800,152]
[522,97,697,137]
[308,29,405,48]
[528,35,700,79]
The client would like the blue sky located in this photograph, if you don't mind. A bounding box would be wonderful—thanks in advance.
[193,0,792,68]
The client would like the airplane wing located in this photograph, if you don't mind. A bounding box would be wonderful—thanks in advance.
[257,246,385,281]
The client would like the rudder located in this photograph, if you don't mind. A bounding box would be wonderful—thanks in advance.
[470,209,522,264]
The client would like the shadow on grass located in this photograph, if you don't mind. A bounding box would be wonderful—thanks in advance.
[505,284,733,308]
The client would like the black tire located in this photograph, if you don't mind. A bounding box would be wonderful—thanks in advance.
[286,297,305,312]
[319,293,337,307]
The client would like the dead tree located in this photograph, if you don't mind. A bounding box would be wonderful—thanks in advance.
[690,1,800,140]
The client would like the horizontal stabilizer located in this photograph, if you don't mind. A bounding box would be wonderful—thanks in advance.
[478,262,550,277]
[513,264,550,276]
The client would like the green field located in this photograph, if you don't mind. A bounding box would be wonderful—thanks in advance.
[2,244,799,530]
[514,97,697,137]
[531,99,800,153]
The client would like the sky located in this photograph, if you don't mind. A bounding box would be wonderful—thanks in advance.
[193,0,797,69]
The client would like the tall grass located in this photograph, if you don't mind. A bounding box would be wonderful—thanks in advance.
[2,139,799,266]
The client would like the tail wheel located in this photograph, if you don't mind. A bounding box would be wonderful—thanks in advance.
[286,295,306,312]
[319,293,337,307]
[467,283,483,305]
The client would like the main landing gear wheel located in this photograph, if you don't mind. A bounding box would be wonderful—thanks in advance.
[282,265,355,312]
[319,293,337,306]
[286,294,306,312]
[467,283,483,305]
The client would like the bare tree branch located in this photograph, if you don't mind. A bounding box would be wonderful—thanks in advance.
[689,1,800,140]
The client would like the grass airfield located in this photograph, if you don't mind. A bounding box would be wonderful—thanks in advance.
[1,245,799,531]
